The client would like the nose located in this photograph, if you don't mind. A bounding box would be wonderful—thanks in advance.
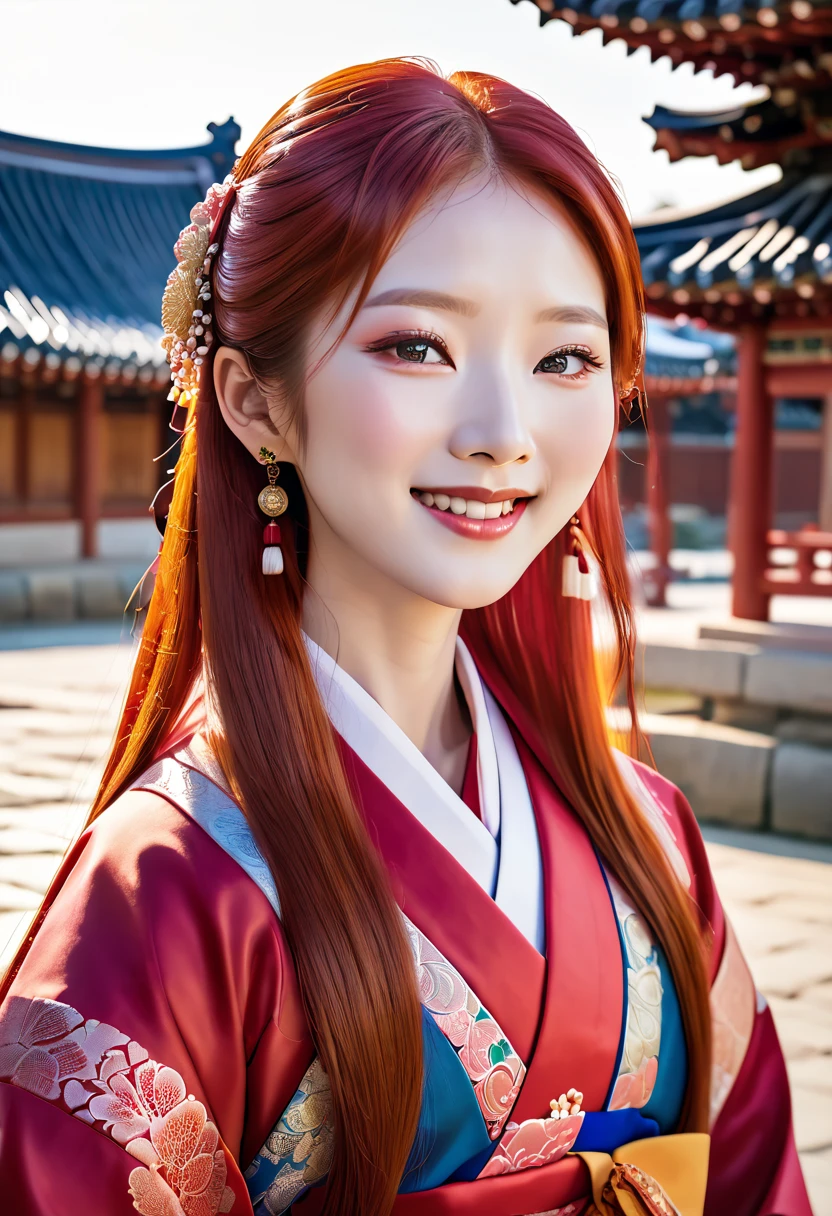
[448,371,535,468]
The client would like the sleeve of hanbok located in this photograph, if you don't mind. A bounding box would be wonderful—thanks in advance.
[0,788,313,1216]
[635,764,814,1216]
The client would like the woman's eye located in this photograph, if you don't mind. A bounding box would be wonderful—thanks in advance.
[394,339,447,364]
[364,331,453,367]
[535,350,596,377]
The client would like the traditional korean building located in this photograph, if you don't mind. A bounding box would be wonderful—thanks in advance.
[513,0,832,619]
[0,120,239,561]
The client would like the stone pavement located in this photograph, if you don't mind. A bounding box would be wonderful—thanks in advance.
[0,631,830,1213]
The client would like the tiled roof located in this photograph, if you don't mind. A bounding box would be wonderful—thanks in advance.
[0,120,239,381]
[646,93,828,170]
[634,170,832,323]
[509,0,832,88]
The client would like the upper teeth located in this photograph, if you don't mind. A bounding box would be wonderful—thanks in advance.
[417,492,515,518]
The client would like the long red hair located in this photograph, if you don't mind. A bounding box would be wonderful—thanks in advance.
[4,59,711,1215]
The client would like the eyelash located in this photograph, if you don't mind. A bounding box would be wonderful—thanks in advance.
[535,343,605,381]
[363,330,604,380]
[363,329,454,366]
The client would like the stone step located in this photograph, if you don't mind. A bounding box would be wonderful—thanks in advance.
[638,712,774,829]
[0,562,149,623]
[618,711,832,842]
[640,638,832,719]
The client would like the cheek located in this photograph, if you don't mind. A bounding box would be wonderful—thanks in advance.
[541,383,614,472]
[300,355,442,481]
[301,360,428,497]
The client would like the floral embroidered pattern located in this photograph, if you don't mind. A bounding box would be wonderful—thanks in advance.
[0,995,235,1215]
[607,879,662,1112]
[405,919,525,1139]
[478,1112,584,1177]
[244,1058,333,1216]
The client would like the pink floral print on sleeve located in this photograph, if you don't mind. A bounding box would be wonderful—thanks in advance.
[0,995,236,1215]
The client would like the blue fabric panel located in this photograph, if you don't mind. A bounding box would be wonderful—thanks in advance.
[641,947,688,1133]
[573,1108,660,1153]
[399,1007,493,1193]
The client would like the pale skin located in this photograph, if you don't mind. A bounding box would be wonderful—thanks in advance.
[215,175,615,794]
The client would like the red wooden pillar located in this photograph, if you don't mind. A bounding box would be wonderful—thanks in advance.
[730,325,773,621]
[646,394,673,607]
[77,375,103,559]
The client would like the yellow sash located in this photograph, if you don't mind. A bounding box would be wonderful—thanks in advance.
[574,1133,710,1216]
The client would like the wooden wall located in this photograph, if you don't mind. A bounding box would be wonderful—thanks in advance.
[0,385,166,521]
[617,433,822,521]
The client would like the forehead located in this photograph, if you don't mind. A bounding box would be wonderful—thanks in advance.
[369,174,607,315]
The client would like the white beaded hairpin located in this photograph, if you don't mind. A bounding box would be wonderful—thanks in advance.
[161,173,236,433]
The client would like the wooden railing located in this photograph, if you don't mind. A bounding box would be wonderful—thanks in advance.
[764,527,832,597]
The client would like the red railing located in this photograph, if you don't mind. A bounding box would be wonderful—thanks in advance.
[763,527,832,597]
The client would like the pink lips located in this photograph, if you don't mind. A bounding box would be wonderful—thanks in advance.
[412,492,530,539]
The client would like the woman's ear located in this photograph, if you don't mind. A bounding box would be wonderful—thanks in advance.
[213,347,294,461]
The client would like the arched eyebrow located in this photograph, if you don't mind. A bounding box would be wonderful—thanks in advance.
[535,305,608,329]
[364,289,479,317]
[363,290,608,330]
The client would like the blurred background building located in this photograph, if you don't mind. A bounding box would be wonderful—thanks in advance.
[516,0,832,620]
[0,119,239,569]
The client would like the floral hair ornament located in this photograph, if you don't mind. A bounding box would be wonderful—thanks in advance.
[161,172,238,434]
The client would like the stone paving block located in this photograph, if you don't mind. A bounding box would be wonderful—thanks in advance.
[0,709,100,738]
[802,982,832,1014]
[645,714,773,828]
[0,681,107,714]
[0,803,87,841]
[77,573,128,620]
[788,1054,832,1096]
[801,1147,832,1216]
[749,945,832,999]
[745,650,832,715]
[790,1084,832,1153]
[6,752,84,779]
[768,995,832,1059]
[26,571,76,622]
[772,743,832,841]
[0,771,78,806]
[10,733,113,760]
[0,909,29,970]
[0,852,62,894]
[726,906,814,956]
[0,571,28,622]
[0,880,41,911]
[765,896,832,928]
[0,825,71,854]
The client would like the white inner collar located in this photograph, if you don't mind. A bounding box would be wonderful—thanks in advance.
[302,632,544,952]
[303,633,499,894]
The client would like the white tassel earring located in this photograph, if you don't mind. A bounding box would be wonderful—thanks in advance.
[257,447,288,575]
[562,515,595,601]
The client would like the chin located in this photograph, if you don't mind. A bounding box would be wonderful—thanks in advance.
[406,572,523,612]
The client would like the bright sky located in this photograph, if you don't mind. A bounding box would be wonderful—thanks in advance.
[2,0,779,219]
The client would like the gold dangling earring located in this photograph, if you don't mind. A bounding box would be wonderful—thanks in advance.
[562,515,595,601]
[258,447,288,575]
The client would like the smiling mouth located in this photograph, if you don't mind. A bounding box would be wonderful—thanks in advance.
[410,487,534,538]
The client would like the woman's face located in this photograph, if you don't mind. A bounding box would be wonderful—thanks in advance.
[246,176,615,610]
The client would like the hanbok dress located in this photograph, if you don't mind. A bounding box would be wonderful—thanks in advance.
[0,638,812,1215]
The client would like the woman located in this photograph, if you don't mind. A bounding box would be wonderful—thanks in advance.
[0,60,811,1216]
